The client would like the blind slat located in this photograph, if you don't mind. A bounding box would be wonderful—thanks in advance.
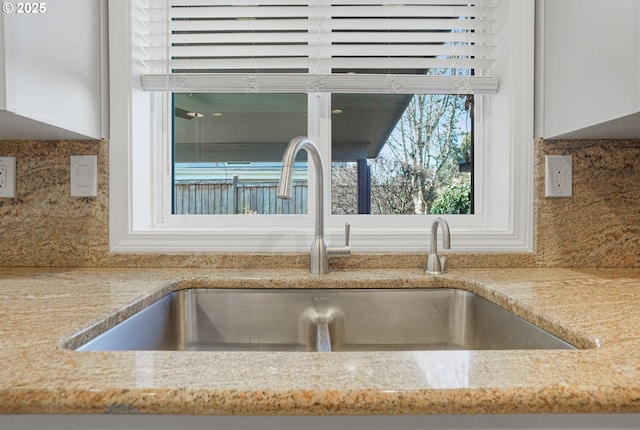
[164,45,494,59]
[152,57,494,71]
[167,0,497,5]
[170,5,495,19]
[159,32,495,45]
[168,18,494,33]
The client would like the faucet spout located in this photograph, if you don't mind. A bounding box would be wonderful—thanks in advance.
[426,216,451,275]
[277,136,324,237]
[278,136,350,274]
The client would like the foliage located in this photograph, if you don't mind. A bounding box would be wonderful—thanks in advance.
[369,157,419,214]
[430,174,472,215]
[330,75,473,215]
[331,163,359,215]
[370,91,471,214]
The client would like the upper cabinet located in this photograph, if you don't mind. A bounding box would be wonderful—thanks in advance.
[537,0,640,139]
[0,0,106,140]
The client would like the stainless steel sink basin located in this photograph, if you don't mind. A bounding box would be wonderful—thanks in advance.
[73,288,576,352]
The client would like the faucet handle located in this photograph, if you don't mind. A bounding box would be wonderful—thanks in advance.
[327,223,352,258]
[439,256,448,273]
[344,223,351,247]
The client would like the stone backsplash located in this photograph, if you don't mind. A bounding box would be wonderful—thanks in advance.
[0,139,637,268]
[535,139,640,267]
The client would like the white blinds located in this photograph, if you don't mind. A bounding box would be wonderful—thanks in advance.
[139,0,500,94]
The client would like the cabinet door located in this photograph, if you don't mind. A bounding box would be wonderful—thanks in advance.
[0,0,106,139]
[540,0,640,139]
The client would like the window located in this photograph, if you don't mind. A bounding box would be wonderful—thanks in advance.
[108,0,534,252]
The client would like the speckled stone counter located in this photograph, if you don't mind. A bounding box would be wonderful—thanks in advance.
[1,267,640,415]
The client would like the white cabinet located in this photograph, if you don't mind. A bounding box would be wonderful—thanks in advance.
[537,0,640,139]
[0,0,106,140]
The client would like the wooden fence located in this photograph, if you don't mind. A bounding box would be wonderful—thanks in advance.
[174,180,307,215]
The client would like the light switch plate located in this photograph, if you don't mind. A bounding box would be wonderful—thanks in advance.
[70,155,98,197]
[0,156,16,198]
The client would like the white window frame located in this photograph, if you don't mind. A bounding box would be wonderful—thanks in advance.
[108,1,534,253]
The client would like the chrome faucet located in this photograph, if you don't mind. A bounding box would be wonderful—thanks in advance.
[277,136,351,275]
[425,216,451,275]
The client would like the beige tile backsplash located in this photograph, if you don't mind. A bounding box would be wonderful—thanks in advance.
[0,139,638,268]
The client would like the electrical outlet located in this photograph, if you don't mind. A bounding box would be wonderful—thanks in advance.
[545,155,572,197]
[553,164,566,188]
[0,156,16,198]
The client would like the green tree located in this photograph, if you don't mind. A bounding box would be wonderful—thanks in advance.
[430,174,472,215]
[370,90,472,214]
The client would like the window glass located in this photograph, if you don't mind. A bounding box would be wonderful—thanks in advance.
[172,91,473,216]
[172,93,308,214]
[329,93,473,215]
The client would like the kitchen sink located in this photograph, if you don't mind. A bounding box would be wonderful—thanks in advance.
[73,288,576,352]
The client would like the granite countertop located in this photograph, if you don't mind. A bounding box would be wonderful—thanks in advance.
[1,266,640,415]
